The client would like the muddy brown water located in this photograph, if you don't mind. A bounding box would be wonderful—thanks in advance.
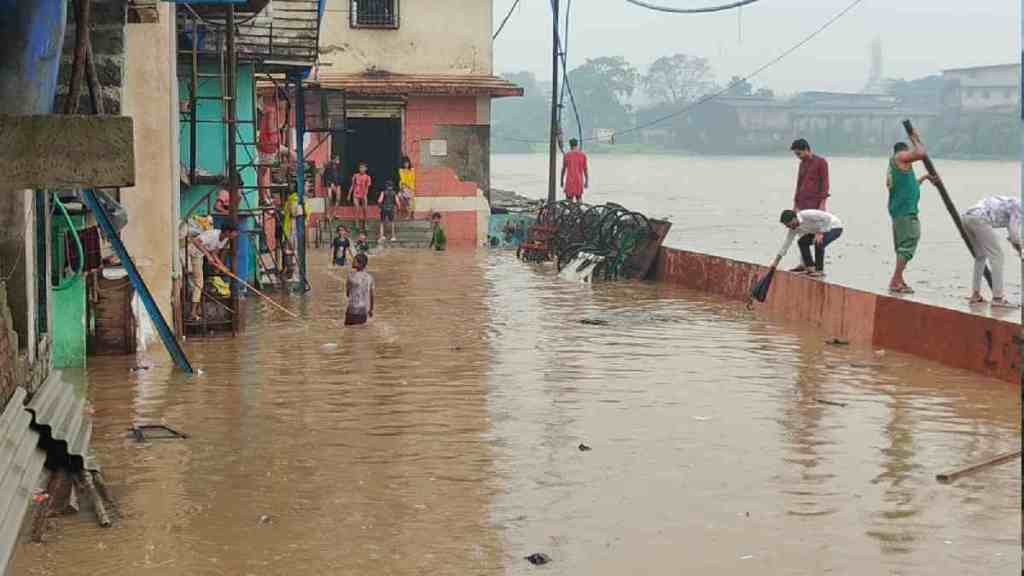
[493,153,1021,320]
[11,250,1020,575]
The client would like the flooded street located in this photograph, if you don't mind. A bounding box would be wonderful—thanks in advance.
[493,153,1021,319]
[12,249,1020,575]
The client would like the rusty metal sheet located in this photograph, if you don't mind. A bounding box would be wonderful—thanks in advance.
[0,387,46,575]
[634,219,672,280]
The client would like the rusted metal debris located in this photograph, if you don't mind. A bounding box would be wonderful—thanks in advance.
[130,424,189,442]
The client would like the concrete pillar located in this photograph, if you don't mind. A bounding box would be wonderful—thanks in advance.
[120,2,176,321]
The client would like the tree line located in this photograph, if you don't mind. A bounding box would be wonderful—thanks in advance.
[492,54,1020,158]
[492,53,771,153]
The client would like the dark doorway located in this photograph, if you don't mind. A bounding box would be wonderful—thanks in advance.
[341,117,401,205]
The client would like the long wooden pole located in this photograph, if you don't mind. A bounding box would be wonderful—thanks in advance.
[901,120,991,288]
[547,0,560,204]
[936,450,1020,484]
[204,251,299,319]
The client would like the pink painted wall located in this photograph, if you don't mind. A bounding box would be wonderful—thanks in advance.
[654,247,1020,384]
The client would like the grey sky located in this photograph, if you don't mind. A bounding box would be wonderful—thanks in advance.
[493,0,1018,95]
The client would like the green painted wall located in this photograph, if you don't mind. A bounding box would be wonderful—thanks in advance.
[51,212,86,368]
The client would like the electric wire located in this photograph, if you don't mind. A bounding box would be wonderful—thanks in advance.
[624,0,762,14]
[493,0,523,40]
[495,0,866,144]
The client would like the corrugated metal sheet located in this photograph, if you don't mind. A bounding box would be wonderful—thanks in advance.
[317,73,524,98]
[0,387,47,575]
[25,371,96,472]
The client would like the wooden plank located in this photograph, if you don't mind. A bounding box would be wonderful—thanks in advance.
[0,115,134,191]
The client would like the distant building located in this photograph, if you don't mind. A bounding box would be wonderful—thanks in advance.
[942,64,1019,112]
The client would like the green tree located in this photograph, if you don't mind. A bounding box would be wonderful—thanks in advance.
[642,54,715,105]
[568,56,640,133]
[726,75,752,96]
[491,71,549,152]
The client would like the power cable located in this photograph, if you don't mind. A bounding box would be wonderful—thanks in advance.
[495,0,865,144]
[493,0,523,40]
[557,0,584,147]
[624,0,762,14]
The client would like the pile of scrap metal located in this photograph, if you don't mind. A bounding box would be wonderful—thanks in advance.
[517,200,672,280]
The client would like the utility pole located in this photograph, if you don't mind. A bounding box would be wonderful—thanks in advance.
[547,0,560,204]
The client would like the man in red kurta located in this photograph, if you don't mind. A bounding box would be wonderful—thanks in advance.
[789,138,830,272]
[561,138,589,203]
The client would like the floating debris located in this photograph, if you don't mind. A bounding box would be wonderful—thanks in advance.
[825,338,849,346]
[815,399,847,408]
[525,553,551,566]
[578,443,592,452]
[130,424,190,442]
[579,318,609,326]
[258,514,273,525]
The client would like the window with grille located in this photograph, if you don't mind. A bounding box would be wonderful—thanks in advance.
[351,0,399,29]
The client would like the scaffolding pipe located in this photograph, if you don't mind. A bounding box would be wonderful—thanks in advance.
[294,76,308,289]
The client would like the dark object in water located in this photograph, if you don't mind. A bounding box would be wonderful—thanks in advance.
[525,553,551,565]
[825,338,849,346]
[130,424,190,442]
[579,318,609,326]
[749,268,776,305]
[815,399,847,408]
[578,443,592,451]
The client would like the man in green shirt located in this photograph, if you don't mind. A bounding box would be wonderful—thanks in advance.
[886,129,936,294]
[429,212,447,251]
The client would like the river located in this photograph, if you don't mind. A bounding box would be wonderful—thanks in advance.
[11,250,1019,575]
[492,153,1021,319]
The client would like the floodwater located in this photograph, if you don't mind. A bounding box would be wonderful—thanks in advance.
[492,153,1021,320]
[12,249,1021,575]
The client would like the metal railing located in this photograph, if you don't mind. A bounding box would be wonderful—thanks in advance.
[350,0,399,29]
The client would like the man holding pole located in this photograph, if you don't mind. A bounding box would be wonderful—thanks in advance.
[187,224,238,321]
[886,129,936,294]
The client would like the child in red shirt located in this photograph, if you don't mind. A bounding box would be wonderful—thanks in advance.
[561,138,588,203]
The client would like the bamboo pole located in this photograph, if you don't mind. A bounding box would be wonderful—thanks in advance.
[203,249,299,319]
[901,120,992,288]
[936,450,1020,484]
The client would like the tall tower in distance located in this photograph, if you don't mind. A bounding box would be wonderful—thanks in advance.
[864,36,886,93]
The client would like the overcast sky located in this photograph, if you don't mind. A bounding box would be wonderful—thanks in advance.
[492,0,1019,95]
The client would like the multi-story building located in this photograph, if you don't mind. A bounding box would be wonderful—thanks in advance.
[316,0,522,245]
[942,63,1019,112]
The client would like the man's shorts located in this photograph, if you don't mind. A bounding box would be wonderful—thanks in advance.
[345,311,368,326]
[892,214,921,262]
[380,208,395,223]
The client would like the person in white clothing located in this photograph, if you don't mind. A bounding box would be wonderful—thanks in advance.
[962,196,1020,308]
[187,224,238,321]
[768,209,844,278]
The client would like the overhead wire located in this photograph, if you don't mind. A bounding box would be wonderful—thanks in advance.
[623,0,762,14]
[495,0,866,144]
[493,0,523,40]
[556,0,584,148]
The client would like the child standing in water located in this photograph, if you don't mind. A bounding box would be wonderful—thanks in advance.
[345,253,374,326]
[332,225,351,267]
[354,231,370,255]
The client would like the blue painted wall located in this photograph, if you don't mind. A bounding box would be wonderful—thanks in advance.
[178,62,258,282]
[0,0,65,114]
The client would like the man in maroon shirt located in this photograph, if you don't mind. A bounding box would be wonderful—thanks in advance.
[789,138,830,272]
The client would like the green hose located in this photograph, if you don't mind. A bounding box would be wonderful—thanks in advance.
[53,192,84,292]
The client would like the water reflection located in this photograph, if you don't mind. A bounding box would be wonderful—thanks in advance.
[11,250,1019,576]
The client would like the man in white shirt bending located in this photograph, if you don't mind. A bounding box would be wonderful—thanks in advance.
[187,224,238,321]
[768,209,844,278]
[962,196,1021,308]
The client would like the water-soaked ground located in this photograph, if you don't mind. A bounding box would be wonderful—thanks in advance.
[12,249,1020,575]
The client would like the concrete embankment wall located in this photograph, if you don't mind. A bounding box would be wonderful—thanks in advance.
[653,247,1021,384]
